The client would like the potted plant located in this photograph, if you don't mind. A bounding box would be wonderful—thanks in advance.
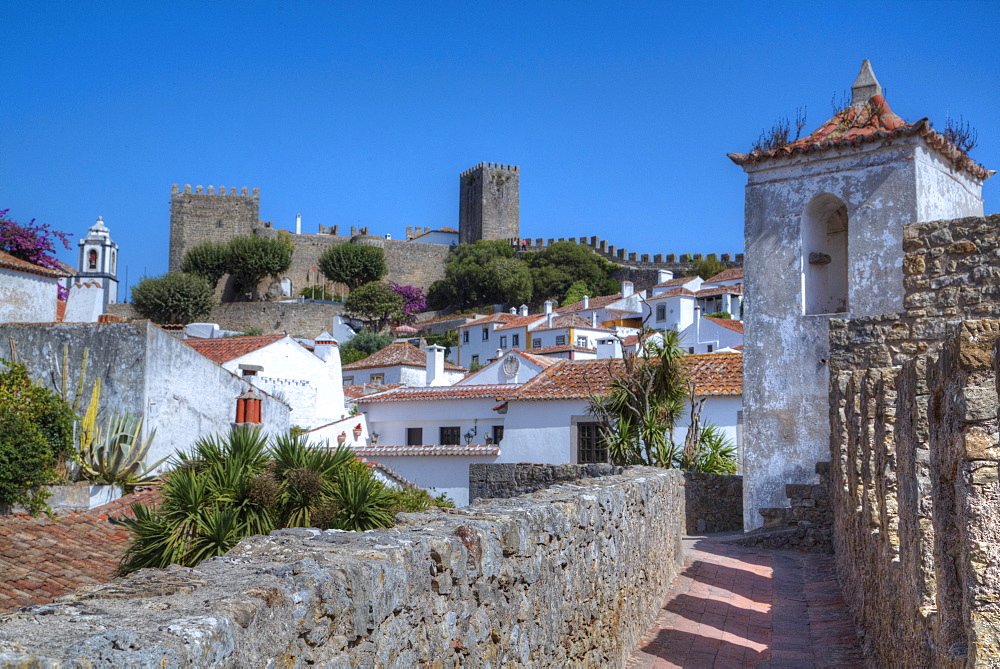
[353,423,363,440]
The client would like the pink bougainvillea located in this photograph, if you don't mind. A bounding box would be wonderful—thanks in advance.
[389,282,427,324]
[0,209,72,300]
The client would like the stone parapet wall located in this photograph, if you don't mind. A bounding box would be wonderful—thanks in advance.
[106,302,344,338]
[0,467,686,667]
[468,462,625,501]
[831,320,1000,666]
[682,472,744,533]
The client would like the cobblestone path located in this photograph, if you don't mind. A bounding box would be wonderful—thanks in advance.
[627,535,864,668]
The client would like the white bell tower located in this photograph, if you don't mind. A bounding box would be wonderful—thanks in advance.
[76,216,119,310]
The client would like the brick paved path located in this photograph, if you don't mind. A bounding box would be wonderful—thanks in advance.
[628,535,864,668]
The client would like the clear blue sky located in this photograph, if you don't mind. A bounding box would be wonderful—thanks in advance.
[3,1,998,297]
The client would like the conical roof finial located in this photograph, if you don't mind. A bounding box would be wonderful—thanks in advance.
[851,59,882,107]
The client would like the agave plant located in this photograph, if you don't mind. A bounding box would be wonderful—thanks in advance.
[79,413,164,486]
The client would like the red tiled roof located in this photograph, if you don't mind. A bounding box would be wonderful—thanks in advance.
[0,251,70,279]
[0,486,161,613]
[508,352,742,401]
[729,95,992,180]
[511,349,563,369]
[696,284,743,297]
[556,293,623,314]
[342,342,465,371]
[494,314,544,331]
[531,314,613,333]
[652,277,698,290]
[705,268,744,283]
[185,334,287,364]
[649,287,696,299]
[353,444,500,457]
[343,383,403,399]
[438,226,459,233]
[460,313,520,327]
[356,384,517,404]
[703,317,744,334]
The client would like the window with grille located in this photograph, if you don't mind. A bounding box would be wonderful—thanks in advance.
[555,335,566,346]
[532,338,541,348]
[512,334,520,346]
[656,304,666,321]
[406,428,423,445]
[499,335,507,347]
[482,327,489,341]
[462,329,469,343]
[576,336,588,347]
[578,422,608,464]
[440,426,460,445]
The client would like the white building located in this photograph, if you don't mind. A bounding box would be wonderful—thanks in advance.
[0,251,67,324]
[355,349,742,505]
[186,331,347,430]
[342,342,466,387]
[406,226,460,245]
[73,217,119,312]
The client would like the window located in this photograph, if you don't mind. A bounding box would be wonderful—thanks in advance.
[440,426,460,445]
[576,336,588,347]
[499,335,507,348]
[578,422,608,464]
[656,304,666,321]
[462,329,469,343]
[512,334,520,346]
[707,344,713,353]
[471,354,479,365]
[343,376,354,385]
[406,427,423,446]
[88,249,98,270]
[482,327,489,341]
[688,347,695,354]
[492,425,504,444]
[370,373,384,384]
[532,338,541,348]
[555,335,567,346]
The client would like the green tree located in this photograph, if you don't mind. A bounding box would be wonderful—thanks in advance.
[131,273,215,325]
[561,280,590,307]
[525,242,618,305]
[317,244,387,290]
[180,241,228,288]
[340,329,394,365]
[423,330,458,358]
[225,234,293,300]
[344,282,404,333]
[428,240,531,310]
[0,361,76,514]
[687,254,727,281]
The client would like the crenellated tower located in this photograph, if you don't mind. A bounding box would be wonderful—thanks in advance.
[459,162,520,244]
[168,184,260,272]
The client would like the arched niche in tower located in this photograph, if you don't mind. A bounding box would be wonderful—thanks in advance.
[802,193,849,315]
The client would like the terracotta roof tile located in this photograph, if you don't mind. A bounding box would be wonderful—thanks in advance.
[343,383,403,398]
[508,352,742,401]
[353,444,500,457]
[704,268,744,283]
[696,285,743,297]
[703,317,744,334]
[356,384,516,404]
[652,277,698,289]
[649,287,696,299]
[528,344,597,355]
[730,95,992,180]
[185,334,287,364]
[530,314,613,333]
[555,293,623,314]
[494,314,545,331]
[342,342,465,371]
[0,486,161,613]
[0,251,70,279]
[460,313,520,326]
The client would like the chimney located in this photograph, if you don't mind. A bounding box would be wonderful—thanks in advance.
[496,348,503,358]
[313,331,339,362]
[426,344,446,386]
[591,312,597,327]
[694,306,701,347]
[657,270,672,283]
[582,295,589,309]
[519,304,529,317]
[544,300,553,314]
[295,214,302,235]
[622,281,634,298]
[509,307,517,314]
[547,312,554,328]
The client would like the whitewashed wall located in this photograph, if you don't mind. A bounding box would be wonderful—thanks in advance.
[0,267,58,324]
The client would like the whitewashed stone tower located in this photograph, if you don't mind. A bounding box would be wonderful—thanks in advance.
[76,216,119,311]
[729,61,991,529]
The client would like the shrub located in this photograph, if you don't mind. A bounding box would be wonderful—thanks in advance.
[344,282,405,332]
[340,329,394,365]
[317,244,387,290]
[131,273,215,324]
[180,241,229,288]
[225,235,293,300]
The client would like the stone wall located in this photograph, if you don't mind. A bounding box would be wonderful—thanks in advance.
[468,462,624,501]
[682,472,744,533]
[107,301,346,338]
[168,185,259,273]
[0,467,686,667]
[831,320,1000,666]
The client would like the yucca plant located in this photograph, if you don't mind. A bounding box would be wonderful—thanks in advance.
[333,466,397,531]
[79,413,164,487]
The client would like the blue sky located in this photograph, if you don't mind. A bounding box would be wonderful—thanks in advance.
[3,1,998,296]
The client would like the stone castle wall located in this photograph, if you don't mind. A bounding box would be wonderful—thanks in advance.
[168,185,259,273]
[0,467,687,667]
[106,301,345,338]
[829,213,1000,666]
[459,163,520,245]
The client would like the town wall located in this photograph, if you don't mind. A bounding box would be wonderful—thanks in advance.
[0,467,687,668]
[828,213,1000,666]
[107,301,346,338]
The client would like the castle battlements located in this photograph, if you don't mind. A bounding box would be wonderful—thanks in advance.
[460,162,519,177]
[171,184,259,197]
[519,235,742,268]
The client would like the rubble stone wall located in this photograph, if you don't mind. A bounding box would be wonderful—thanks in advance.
[468,462,624,501]
[0,467,686,668]
[828,208,1000,667]
[682,472,744,533]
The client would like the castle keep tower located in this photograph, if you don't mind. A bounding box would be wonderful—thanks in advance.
[459,162,520,245]
[168,184,260,272]
[729,61,991,530]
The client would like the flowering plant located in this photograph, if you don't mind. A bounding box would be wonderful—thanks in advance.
[389,282,427,324]
[0,209,71,299]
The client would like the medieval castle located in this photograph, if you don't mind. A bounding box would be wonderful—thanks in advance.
[167,162,741,300]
